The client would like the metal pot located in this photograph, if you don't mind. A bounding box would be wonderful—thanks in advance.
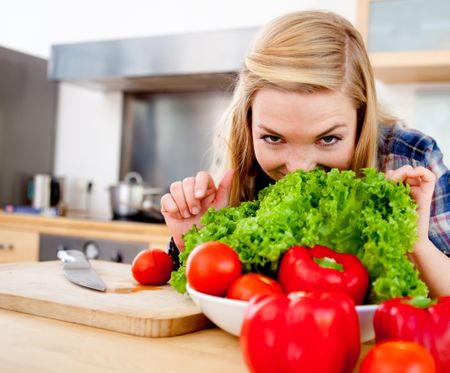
[109,172,165,218]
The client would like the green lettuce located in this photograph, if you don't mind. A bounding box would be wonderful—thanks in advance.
[171,168,428,303]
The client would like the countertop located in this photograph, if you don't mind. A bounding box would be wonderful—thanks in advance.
[0,308,372,373]
[0,308,245,373]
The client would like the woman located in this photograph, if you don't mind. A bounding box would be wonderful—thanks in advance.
[161,10,450,297]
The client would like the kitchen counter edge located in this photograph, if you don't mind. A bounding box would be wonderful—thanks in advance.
[0,212,170,243]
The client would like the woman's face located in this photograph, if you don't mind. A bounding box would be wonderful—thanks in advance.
[251,88,358,181]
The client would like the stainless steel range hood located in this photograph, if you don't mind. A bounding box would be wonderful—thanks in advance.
[48,27,258,92]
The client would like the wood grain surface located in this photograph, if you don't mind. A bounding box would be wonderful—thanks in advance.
[0,260,210,337]
[0,308,246,373]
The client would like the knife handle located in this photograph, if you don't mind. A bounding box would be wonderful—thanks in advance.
[57,249,91,269]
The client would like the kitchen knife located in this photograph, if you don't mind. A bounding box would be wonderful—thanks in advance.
[57,249,106,292]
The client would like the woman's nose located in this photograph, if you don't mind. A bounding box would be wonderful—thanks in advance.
[285,154,316,173]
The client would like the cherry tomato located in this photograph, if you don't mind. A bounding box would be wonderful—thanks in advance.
[131,249,173,285]
[227,273,284,301]
[186,241,241,296]
[360,341,436,373]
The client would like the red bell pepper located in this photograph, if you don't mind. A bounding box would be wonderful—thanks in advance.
[240,291,360,373]
[374,296,450,373]
[277,245,369,305]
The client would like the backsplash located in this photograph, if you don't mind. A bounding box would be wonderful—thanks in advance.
[53,83,122,218]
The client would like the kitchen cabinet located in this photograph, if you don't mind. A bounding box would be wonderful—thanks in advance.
[357,0,450,83]
[0,228,39,263]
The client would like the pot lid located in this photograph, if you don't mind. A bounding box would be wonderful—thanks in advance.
[120,172,143,185]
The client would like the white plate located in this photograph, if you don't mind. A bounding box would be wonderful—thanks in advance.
[187,284,378,343]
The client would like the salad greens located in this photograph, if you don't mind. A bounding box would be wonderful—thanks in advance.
[171,168,428,303]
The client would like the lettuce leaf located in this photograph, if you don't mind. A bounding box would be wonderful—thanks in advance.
[171,168,428,303]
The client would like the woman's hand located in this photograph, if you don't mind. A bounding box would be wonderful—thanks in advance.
[385,165,450,297]
[385,165,436,250]
[160,169,235,250]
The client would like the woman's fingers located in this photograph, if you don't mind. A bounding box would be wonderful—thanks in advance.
[160,170,234,251]
[384,164,413,182]
[183,176,202,216]
[160,192,183,219]
[161,171,219,219]
[194,171,217,199]
[404,166,436,184]
[385,165,436,189]
[214,169,235,210]
[162,181,189,218]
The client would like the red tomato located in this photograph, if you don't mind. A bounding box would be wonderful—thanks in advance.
[227,273,284,301]
[360,341,436,373]
[131,249,173,285]
[186,241,241,296]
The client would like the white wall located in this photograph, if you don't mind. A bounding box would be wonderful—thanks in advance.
[1,0,357,59]
[54,83,122,216]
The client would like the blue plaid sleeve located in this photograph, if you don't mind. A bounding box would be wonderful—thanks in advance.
[426,144,450,255]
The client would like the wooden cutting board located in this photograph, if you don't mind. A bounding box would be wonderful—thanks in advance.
[0,260,211,337]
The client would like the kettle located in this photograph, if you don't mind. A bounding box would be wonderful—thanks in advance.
[29,174,63,209]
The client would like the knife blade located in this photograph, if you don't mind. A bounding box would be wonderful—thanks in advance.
[57,249,106,292]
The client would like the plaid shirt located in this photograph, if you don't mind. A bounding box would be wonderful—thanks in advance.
[378,124,450,255]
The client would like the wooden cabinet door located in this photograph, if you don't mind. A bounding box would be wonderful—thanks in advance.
[0,229,39,262]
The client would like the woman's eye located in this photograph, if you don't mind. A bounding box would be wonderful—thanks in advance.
[262,135,282,144]
[318,135,340,146]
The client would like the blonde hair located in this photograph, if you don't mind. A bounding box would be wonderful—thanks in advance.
[211,10,394,206]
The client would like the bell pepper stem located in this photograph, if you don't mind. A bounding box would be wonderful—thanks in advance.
[313,256,344,272]
[403,296,437,308]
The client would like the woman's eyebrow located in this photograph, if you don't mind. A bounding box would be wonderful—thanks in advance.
[316,123,347,137]
[257,123,347,138]
[256,124,283,137]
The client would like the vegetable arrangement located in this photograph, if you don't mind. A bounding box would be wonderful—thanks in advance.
[171,168,428,303]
